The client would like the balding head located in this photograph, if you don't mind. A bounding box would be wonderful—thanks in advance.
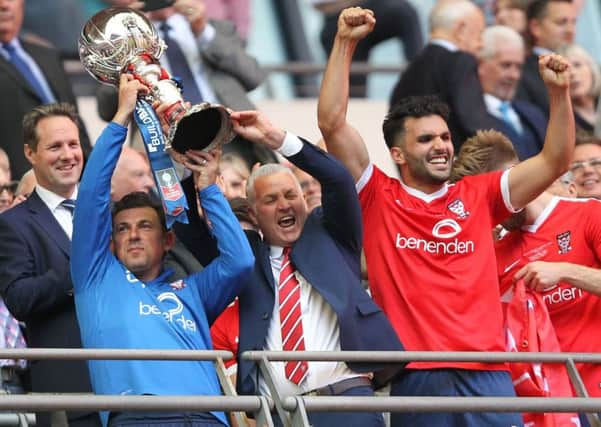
[429,0,486,55]
[111,146,155,202]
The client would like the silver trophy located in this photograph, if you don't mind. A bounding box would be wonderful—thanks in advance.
[79,7,235,154]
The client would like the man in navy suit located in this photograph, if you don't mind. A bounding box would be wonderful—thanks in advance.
[0,103,100,427]
[478,25,548,160]
[229,110,403,427]
[516,0,576,113]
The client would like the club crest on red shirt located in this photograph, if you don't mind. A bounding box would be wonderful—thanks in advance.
[556,231,572,254]
[447,199,470,219]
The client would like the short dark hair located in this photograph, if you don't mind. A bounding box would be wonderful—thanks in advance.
[383,95,450,149]
[527,0,571,22]
[575,129,601,147]
[112,191,168,233]
[22,103,80,151]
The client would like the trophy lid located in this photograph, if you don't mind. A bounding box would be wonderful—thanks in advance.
[79,7,165,86]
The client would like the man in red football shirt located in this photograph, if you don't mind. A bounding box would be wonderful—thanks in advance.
[318,6,575,427]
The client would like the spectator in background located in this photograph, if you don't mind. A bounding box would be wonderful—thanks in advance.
[0,103,100,427]
[478,25,548,160]
[204,0,251,42]
[311,0,423,98]
[389,0,496,151]
[0,0,91,180]
[559,43,601,134]
[0,148,11,183]
[493,0,532,36]
[216,152,250,200]
[292,166,322,212]
[97,0,276,168]
[232,110,403,427]
[570,133,601,199]
[0,181,17,213]
[71,74,254,427]
[516,0,576,113]
[14,169,36,199]
[319,7,574,426]
[111,146,155,202]
[22,0,87,59]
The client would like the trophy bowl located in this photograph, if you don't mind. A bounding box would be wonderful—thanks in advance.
[79,7,235,153]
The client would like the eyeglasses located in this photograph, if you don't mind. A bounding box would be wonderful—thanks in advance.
[569,158,601,175]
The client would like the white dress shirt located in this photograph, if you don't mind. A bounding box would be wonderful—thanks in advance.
[259,246,359,397]
[484,93,524,134]
[35,185,78,239]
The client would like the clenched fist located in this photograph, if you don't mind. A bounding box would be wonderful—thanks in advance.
[539,54,571,91]
[336,7,376,41]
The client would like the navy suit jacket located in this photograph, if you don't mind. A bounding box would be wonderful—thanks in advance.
[236,141,404,396]
[516,53,549,114]
[0,191,97,424]
[389,43,496,150]
[491,99,547,160]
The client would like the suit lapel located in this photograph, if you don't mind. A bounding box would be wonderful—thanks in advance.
[27,192,71,256]
[21,41,59,101]
[257,240,275,292]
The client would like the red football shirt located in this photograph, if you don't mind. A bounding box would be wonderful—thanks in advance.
[359,166,513,370]
[210,299,239,371]
[496,197,601,396]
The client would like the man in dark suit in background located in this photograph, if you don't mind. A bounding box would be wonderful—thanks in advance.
[389,0,496,151]
[478,25,548,160]
[0,103,100,427]
[0,0,91,180]
[516,0,576,113]
[97,0,275,168]
[229,110,403,427]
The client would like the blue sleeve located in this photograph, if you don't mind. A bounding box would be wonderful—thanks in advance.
[71,123,128,291]
[188,184,254,325]
[287,140,363,255]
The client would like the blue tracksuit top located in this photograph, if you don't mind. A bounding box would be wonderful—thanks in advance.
[71,122,254,426]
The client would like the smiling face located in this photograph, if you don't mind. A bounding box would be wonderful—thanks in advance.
[24,116,82,199]
[394,115,454,193]
[571,143,601,199]
[111,206,174,282]
[250,171,308,248]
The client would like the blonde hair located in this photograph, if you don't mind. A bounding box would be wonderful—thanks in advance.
[451,130,518,182]
[558,44,601,98]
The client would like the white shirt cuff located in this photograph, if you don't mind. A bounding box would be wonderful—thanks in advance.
[277,131,303,157]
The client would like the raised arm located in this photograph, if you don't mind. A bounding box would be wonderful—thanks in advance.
[71,75,147,288]
[507,54,575,209]
[317,7,374,182]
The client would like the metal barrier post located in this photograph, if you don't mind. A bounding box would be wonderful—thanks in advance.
[565,357,601,427]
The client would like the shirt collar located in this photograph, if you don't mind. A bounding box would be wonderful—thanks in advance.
[269,245,285,260]
[0,38,20,60]
[430,39,459,52]
[398,175,449,203]
[484,93,505,111]
[533,46,553,56]
[35,185,78,212]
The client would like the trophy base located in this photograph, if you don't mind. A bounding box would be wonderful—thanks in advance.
[169,103,236,154]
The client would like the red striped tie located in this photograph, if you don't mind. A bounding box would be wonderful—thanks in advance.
[278,247,308,385]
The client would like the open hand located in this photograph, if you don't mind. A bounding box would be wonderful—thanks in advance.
[230,110,286,150]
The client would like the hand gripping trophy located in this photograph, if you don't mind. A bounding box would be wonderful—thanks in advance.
[79,7,236,224]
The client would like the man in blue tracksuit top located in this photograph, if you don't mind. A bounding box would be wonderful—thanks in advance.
[70,74,254,427]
